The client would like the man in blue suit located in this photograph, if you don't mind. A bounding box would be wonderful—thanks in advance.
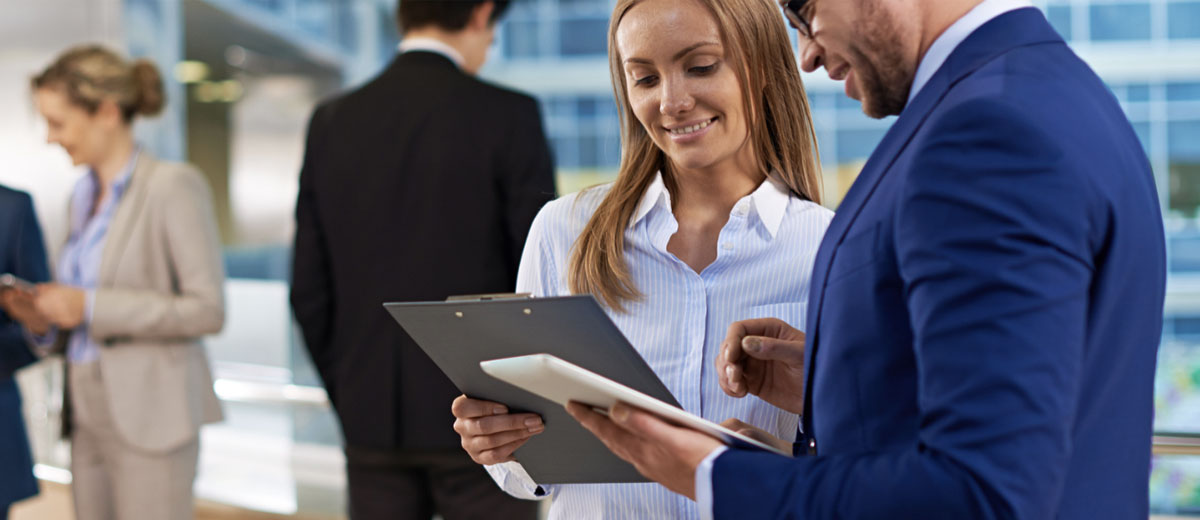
[0,185,50,519]
[566,0,1167,517]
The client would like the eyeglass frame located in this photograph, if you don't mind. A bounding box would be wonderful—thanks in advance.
[782,0,815,39]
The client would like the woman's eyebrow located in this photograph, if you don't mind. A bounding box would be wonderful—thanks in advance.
[623,41,721,65]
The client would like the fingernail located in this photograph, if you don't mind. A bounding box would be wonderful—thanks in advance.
[524,417,541,428]
[493,406,507,415]
[611,404,630,423]
[725,365,734,381]
[744,337,761,353]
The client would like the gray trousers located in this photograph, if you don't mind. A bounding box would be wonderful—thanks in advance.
[68,362,199,520]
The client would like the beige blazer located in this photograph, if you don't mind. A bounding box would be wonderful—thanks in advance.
[57,153,225,453]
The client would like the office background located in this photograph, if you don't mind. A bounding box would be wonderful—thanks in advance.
[0,0,1197,517]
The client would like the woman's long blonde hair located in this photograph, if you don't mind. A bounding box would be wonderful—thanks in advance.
[569,0,822,311]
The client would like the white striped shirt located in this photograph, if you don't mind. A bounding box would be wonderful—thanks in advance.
[487,171,833,519]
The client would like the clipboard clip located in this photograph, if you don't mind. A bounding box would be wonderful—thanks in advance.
[445,292,533,302]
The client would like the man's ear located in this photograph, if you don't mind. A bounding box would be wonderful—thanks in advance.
[468,1,496,31]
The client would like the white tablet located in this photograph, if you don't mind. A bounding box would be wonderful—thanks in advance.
[481,354,793,457]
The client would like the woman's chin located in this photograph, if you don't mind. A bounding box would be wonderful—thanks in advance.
[665,153,721,173]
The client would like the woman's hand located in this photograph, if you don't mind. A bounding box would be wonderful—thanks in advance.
[716,317,807,415]
[1,288,51,335]
[452,394,545,465]
[34,284,87,329]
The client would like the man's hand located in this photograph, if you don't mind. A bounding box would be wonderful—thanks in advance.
[566,401,722,499]
[452,394,545,465]
[1,288,50,335]
[716,318,807,414]
[720,418,792,454]
[34,284,87,329]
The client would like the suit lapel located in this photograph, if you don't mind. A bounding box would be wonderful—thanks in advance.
[99,154,155,287]
[800,8,1063,435]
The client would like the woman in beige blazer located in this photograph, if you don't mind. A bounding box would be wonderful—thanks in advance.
[3,45,224,520]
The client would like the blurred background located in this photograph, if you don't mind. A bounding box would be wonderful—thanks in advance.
[0,0,1197,518]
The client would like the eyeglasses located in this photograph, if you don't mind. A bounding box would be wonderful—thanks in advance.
[782,0,815,39]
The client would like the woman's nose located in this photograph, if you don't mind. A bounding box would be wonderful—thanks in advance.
[659,77,696,116]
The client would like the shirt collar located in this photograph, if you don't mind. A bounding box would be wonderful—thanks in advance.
[398,37,466,69]
[630,171,792,238]
[633,171,671,227]
[907,0,1033,104]
[748,175,792,239]
[100,148,138,195]
[82,148,139,200]
[72,148,139,234]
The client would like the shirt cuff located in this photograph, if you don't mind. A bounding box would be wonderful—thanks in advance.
[484,460,554,500]
[696,445,729,520]
[84,290,96,326]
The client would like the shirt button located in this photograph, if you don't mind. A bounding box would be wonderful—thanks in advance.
[808,438,817,455]
[722,243,733,251]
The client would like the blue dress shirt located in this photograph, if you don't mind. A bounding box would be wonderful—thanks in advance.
[59,151,138,364]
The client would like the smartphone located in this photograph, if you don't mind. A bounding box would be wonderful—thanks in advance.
[0,274,35,292]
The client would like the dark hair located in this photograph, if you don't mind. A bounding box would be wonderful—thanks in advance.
[32,45,165,122]
[397,0,511,33]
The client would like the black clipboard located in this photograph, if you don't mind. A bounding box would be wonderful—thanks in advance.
[383,294,679,484]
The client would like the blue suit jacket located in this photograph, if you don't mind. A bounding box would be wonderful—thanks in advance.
[713,9,1165,519]
[0,186,49,506]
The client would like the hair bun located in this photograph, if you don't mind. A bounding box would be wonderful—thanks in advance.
[130,59,165,116]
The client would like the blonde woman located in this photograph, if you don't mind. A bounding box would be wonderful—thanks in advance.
[450,0,831,517]
[3,45,224,520]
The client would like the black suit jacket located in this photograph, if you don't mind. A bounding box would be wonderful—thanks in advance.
[290,51,556,452]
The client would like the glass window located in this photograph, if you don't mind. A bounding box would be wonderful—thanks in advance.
[1151,456,1200,514]
[242,0,284,13]
[600,136,621,169]
[559,0,610,10]
[560,17,609,56]
[1168,2,1200,39]
[1089,4,1152,41]
[835,91,864,110]
[504,20,541,58]
[553,136,580,169]
[1169,233,1200,272]
[1133,121,1151,156]
[1169,120,1200,216]
[223,246,292,281]
[577,97,599,118]
[1171,120,1200,159]
[805,91,835,111]
[506,0,537,17]
[579,133,601,169]
[1173,316,1200,336]
[836,128,888,165]
[1127,83,1152,103]
[1167,82,1200,102]
[578,132,620,170]
[1045,5,1073,41]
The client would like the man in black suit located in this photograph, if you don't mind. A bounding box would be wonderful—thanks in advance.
[290,2,555,518]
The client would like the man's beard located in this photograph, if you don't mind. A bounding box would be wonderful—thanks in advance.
[850,1,913,118]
